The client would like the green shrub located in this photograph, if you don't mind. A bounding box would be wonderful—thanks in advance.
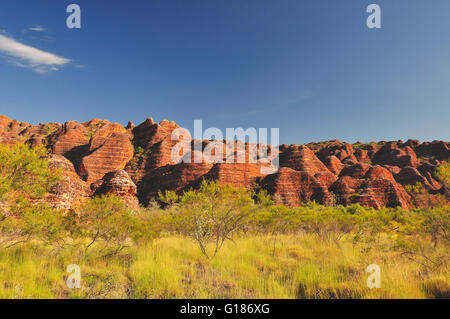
[436,162,450,188]
[0,143,60,200]
[77,195,155,257]
[160,180,255,259]
[128,146,152,174]
[41,123,59,138]
[0,199,68,249]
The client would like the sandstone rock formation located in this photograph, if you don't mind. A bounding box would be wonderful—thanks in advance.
[0,114,448,210]
[79,123,134,183]
[261,168,333,207]
[51,121,89,157]
[415,141,450,161]
[322,155,344,175]
[139,163,215,203]
[92,170,139,209]
[0,115,12,128]
[126,118,180,182]
[372,141,419,168]
[394,167,442,192]
[280,145,331,175]
[46,155,91,210]
[316,140,356,163]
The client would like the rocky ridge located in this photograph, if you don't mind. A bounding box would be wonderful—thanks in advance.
[0,115,448,210]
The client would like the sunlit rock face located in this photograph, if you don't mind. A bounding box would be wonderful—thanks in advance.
[0,114,448,210]
[46,155,91,210]
[79,123,134,183]
[92,170,139,210]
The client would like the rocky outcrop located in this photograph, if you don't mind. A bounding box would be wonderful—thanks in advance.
[395,167,440,192]
[322,156,344,175]
[339,163,371,179]
[384,165,402,176]
[0,117,43,145]
[357,179,411,209]
[316,140,356,163]
[133,117,179,150]
[358,166,411,209]
[261,168,332,207]
[46,155,91,210]
[201,163,264,188]
[51,121,90,156]
[372,141,419,168]
[280,145,331,175]
[0,115,12,128]
[313,171,338,188]
[0,114,448,210]
[126,118,180,182]
[415,141,450,161]
[329,176,360,206]
[139,163,214,203]
[92,170,139,209]
[79,123,134,183]
[364,165,396,182]
[330,168,411,209]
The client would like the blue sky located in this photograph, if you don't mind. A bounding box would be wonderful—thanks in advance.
[0,0,449,145]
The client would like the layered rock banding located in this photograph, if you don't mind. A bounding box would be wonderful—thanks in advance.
[92,170,139,209]
[46,155,91,210]
[0,114,448,210]
[79,123,134,183]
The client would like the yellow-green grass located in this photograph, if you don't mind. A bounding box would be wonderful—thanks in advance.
[0,235,448,299]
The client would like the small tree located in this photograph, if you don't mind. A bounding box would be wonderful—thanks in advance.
[0,143,60,200]
[298,203,356,244]
[260,205,297,256]
[436,162,450,188]
[423,206,450,247]
[0,199,70,249]
[161,180,255,259]
[0,143,62,248]
[390,206,450,271]
[78,195,153,256]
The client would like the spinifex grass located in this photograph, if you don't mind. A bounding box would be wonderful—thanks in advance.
[0,234,448,299]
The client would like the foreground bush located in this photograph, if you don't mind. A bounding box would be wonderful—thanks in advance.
[436,162,450,188]
[0,144,64,248]
[0,143,59,200]
[160,180,256,259]
[77,195,156,256]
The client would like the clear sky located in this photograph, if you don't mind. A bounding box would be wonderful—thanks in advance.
[0,0,449,145]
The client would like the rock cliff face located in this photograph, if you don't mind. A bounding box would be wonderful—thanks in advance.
[79,123,134,183]
[261,168,333,207]
[0,114,448,210]
[46,155,91,210]
[92,170,139,209]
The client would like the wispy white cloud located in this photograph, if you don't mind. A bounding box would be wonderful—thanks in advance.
[0,34,70,72]
[29,25,46,32]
